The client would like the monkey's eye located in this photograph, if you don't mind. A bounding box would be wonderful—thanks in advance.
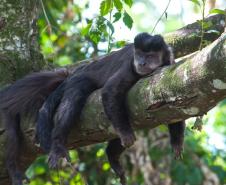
[147,53,157,57]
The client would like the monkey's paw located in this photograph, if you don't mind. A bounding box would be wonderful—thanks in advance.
[48,145,70,169]
[173,145,183,160]
[120,132,136,148]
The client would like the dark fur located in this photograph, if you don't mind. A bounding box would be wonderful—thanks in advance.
[0,70,69,185]
[36,33,185,185]
[134,33,167,52]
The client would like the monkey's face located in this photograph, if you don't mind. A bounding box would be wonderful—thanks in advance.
[133,33,172,76]
[133,49,164,76]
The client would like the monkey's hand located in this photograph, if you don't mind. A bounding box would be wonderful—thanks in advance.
[119,131,136,148]
[48,141,71,169]
[173,144,183,160]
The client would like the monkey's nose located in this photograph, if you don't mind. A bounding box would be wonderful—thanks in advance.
[139,62,146,66]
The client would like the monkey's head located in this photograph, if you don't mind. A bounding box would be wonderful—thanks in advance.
[133,32,174,76]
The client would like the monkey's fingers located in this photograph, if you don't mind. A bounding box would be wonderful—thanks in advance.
[108,158,126,185]
[119,174,127,185]
[173,145,183,160]
[48,152,60,169]
[48,143,71,169]
[120,132,136,148]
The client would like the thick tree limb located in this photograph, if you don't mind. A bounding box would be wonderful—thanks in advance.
[165,14,225,58]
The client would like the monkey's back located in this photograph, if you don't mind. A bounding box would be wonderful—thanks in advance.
[70,44,134,87]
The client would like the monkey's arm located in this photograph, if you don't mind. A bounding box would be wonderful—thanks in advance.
[101,70,138,147]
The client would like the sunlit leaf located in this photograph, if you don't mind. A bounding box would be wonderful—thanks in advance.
[115,40,126,47]
[113,0,123,11]
[209,8,226,15]
[55,56,72,66]
[189,0,201,6]
[123,11,133,29]
[81,22,92,36]
[123,0,133,7]
[69,150,78,163]
[100,0,112,16]
[96,148,105,157]
[102,162,111,171]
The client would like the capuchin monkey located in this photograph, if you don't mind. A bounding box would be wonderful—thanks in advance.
[36,33,185,185]
[0,32,185,185]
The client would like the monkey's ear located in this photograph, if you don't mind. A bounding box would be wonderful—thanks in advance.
[163,46,175,65]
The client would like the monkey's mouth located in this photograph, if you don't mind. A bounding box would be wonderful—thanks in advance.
[136,67,153,75]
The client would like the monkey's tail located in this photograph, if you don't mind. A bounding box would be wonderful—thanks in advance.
[0,69,69,117]
[36,82,65,152]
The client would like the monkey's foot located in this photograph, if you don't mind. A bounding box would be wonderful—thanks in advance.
[109,159,126,185]
[172,145,183,160]
[48,144,70,169]
[120,132,136,148]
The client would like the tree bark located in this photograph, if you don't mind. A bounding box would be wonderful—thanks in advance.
[0,0,45,86]
[0,2,225,182]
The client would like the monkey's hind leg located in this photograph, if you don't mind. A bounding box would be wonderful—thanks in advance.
[3,112,24,185]
[48,76,96,168]
[168,121,185,159]
[36,83,65,153]
[106,138,127,185]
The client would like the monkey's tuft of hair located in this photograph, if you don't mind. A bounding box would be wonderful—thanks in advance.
[149,34,167,51]
[134,32,167,52]
[134,32,152,52]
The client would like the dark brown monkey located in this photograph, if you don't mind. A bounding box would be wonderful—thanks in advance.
[36,33,185,185]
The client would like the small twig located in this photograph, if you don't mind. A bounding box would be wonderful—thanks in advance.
[151,0,172,34]
[107,5,113,53]
[199,0,206,50]
[40,0,52,34]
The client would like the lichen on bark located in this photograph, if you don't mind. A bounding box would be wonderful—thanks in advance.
[0,0,45,85]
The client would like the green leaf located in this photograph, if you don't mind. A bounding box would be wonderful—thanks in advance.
[113,0,123,11]
[100,0,112,16]
[81,22,92,36]
[102,162,111,171]
[189,0,200,6]
[123,11,133,29]
[123,0,133,7]
[209,8,226,15]
[113,12,121,23]
[115,40,126,48]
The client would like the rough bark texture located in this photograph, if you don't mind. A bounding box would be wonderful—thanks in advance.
[0,0,45,87]
[0,1,225,182]
[165,14,225,58]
